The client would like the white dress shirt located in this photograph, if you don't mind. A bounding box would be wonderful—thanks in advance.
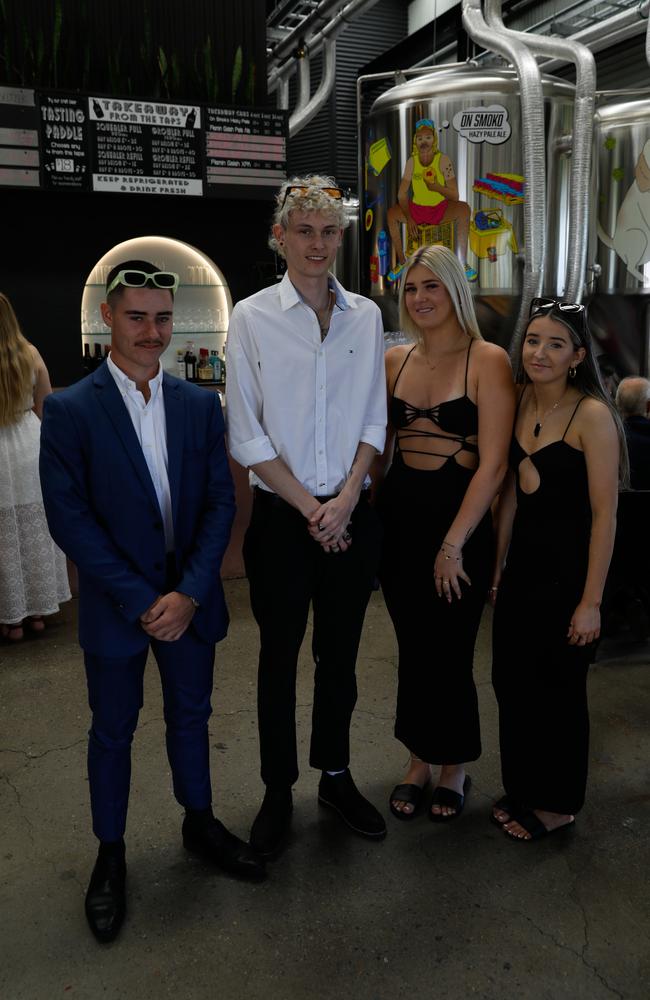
[226,272,386,495]
[107,354,174,551]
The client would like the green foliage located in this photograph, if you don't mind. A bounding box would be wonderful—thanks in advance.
[52,0,63,87]
[0,1,257,107]
[231,45,242,101]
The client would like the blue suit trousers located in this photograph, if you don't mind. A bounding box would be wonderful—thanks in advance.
[84,629,215,842]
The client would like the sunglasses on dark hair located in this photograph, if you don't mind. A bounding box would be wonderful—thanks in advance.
[529,296,585,318]
[280,185,343,208]
[106,269,179,296]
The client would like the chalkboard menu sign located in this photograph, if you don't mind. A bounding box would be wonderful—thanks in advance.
[205,107,287,194]
[39,93,90,191]
[88,96,203,196]
[0,86,287,198]
[0,86,40,188]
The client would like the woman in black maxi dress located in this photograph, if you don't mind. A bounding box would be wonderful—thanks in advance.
[376,245,515,821]
[491,298,625,841]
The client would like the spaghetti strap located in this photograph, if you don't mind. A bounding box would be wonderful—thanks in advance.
[391,344,417,397]
[562,396,585,440]
[463,338,473,395]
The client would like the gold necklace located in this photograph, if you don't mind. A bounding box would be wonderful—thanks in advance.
[533,390,567,438]
[418,335,467,371]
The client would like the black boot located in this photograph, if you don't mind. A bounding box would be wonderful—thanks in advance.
[318,770,386,838]
[250,787,293,858]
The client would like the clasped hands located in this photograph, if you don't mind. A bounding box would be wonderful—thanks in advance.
[307,495,354,554]
[140,591,196,642]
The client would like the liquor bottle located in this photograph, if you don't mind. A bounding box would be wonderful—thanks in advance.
[184,341,197,381]
[93,342,103,369]
[82,342,92,375]
[185,108,197,128]
[92,98,104,119]
[220,346,226,384]
[209,349,222,382]
[197,348,213,381]
[176,349,186,379]
[103,344,110,361]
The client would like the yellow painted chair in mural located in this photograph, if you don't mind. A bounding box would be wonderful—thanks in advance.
[405,220,456,256]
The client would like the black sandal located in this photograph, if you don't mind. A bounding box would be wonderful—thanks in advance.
[429,775,471,823]
[490,794,520,828]
[389,781,429,821]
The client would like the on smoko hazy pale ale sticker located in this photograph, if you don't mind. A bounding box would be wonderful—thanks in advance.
[453,105,511,145]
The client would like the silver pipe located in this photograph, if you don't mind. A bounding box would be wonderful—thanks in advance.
[292,50,311,121]
[268,0,380,94]
[462,0,546,337]
[485,0,596,305]
[540,1,650,74]
[289,39,337,136]
[277,78,290,111]
[268,0,348,70]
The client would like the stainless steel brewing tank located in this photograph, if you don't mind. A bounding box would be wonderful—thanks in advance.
[587,99,650,377]
[362,65,575,341]
[331,195,360,292]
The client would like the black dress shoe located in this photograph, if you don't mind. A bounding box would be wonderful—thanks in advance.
[318,770,387,839]
[85,849,126,944]
[250,788,293,858]
[182,815,266,881]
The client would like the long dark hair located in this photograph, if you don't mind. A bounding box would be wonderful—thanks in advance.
[511,301,629,485]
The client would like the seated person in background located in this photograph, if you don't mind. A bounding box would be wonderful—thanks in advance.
[616,376,650,490]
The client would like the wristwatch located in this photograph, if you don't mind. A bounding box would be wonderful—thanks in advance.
[187,595,200,609]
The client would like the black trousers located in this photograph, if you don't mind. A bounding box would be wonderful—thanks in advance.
[492,588,591,816]
[243,489,381,787]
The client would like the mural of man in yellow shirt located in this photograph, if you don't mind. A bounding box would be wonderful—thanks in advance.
[386,119,475,282]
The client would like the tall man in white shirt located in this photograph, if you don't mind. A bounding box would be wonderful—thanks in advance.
[226,177,388,857]
[40,260,265,944]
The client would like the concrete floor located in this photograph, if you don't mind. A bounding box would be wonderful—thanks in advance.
[1,582,649,1000]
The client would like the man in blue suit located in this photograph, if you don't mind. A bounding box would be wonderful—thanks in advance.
[40,260,265,944]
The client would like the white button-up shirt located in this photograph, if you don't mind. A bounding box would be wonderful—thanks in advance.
[226,272,386,495]
[107,354,174,551]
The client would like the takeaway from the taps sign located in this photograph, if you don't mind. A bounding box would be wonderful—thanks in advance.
[0,86,287,197]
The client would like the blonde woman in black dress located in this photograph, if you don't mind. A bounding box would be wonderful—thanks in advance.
[491,298,625,841]
[377,246,515,821]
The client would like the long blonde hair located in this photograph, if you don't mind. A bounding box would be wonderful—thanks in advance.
[0,292,34,427]
[398,245,482,344]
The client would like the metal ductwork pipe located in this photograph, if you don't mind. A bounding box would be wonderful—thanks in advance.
[541,1,649,73]
[485,0,596,305]
[293,50,311,121]
[289,40,337,137]
[462,0,547,337]
[268,0,381,95]
[268,0,348,71]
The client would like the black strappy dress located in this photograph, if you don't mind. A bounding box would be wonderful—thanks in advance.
[492,396,593,815]
[377,341,492,765]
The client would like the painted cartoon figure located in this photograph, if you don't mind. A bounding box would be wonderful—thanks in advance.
[598,138,650,282]
[386,118,475,282]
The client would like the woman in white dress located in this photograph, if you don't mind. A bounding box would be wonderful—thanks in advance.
[0,292,70,641]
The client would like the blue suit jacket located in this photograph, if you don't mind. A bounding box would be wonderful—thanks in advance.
[39,364,235,656]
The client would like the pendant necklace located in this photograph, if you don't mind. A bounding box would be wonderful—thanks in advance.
[315,289,336,342]
[533,391,566,438]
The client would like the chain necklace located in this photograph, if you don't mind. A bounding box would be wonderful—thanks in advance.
[315,289,336,342]
[533,390,567,438]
